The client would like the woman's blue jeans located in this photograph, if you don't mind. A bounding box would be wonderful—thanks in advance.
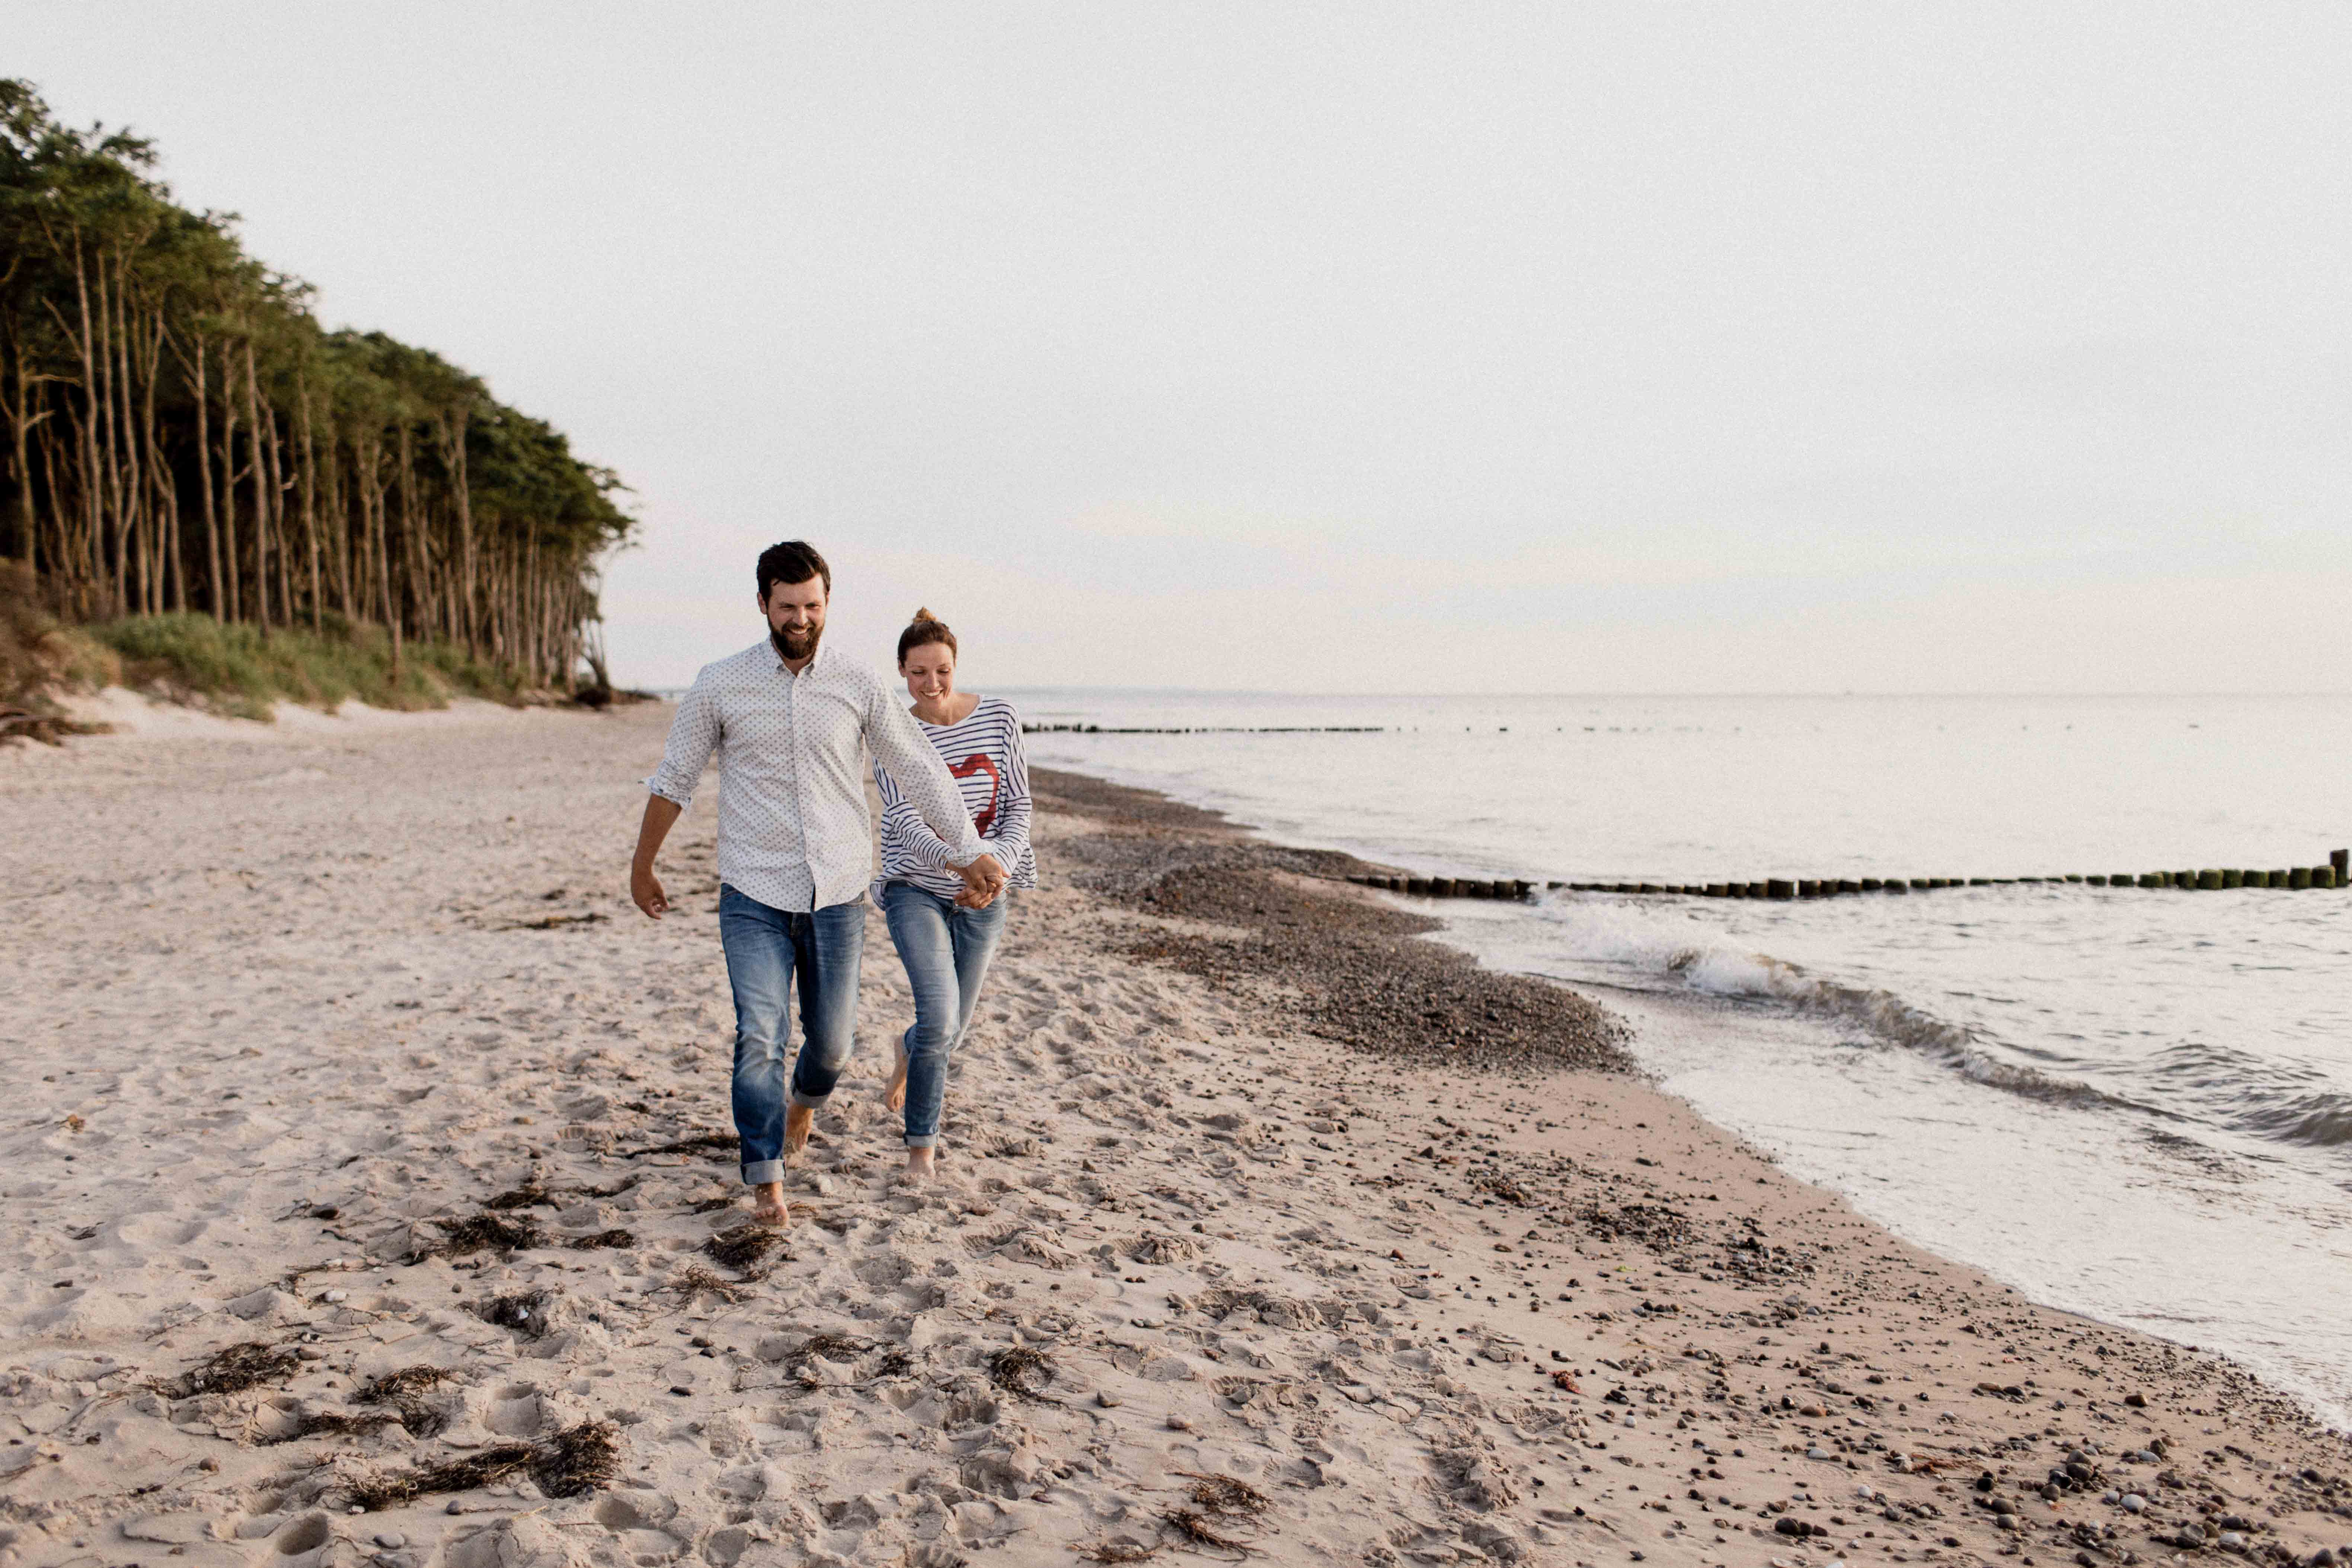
[879,881,1010,1147]
[717,885,866,1185]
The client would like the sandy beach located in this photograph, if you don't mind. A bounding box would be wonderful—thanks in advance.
[5,699,2349,1568]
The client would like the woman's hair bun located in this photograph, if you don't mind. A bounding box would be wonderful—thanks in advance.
[898,607,957,664]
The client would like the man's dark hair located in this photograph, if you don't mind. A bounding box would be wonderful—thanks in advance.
[756,540,831,600]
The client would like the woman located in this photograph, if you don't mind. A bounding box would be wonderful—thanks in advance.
[872,609,1036,1179]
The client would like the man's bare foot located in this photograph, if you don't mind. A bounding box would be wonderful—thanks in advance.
[879,1037,909,1114]
[748,1180,790,1226]
[903,1146,937,1183]
[782,1104,815,1168]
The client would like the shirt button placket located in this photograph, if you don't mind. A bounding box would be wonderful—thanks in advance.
[780,666,812,908]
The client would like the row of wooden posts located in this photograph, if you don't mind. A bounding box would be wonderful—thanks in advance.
[1346,849,2349,903]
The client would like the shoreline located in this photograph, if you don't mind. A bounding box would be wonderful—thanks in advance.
[3,705,2347,1567]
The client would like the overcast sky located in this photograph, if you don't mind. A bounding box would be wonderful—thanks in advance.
[19,3,2352,692]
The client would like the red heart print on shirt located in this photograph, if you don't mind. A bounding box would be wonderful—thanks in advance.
[949,753,1001,839]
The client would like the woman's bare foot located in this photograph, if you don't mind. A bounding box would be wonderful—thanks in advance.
[748,1180,790,1226]
[903,1146,937,1183]
[781,1104,815,1168]
[879,1037,909,1114]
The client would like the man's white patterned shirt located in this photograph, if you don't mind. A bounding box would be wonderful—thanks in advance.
[646,639,986,912]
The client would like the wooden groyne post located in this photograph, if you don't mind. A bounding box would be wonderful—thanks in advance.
[1345,847,2346,902]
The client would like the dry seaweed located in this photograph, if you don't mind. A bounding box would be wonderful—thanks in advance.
[1077,1542,1164,1564]
[172,1341,301,1396]
[1176,1473,1269,1516]
[357,1366,451,1404]
[663,1263,748,1304]
[688,1195,737,1214]
[533,1418,621,1497]
[354,1366,454,1436]
[479,1289,553,1337]
[986,1345,1060,1404]
[345,1443,531,1510]
[1161,1510,1252,1556]
[408,1211,541,1262]
[343,1418,618,1510]
[261,1409,403,1445]
[489,1175,637,1209]
[703,1224,781,1272]
[567,1229,634,1250]
[624,1132,739,1160]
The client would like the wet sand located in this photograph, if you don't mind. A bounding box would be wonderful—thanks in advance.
[3,698,2348,1568]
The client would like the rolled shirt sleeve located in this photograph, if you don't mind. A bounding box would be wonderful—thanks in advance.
[645,677,720,808]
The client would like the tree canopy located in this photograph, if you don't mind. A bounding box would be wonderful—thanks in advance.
[0,79,633,686]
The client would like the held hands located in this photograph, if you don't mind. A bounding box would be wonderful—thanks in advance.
[951,853,1008,909]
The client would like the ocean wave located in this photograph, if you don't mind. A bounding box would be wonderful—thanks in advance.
[1522,894,2352,1150]
[1525,895,2136,1114]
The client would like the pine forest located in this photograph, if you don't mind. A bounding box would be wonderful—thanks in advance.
[0,79,633,695]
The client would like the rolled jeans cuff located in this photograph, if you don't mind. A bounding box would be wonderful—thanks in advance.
[741,1159,784,1186]
[788,1088,832,1109]
[904,1134,941,1149]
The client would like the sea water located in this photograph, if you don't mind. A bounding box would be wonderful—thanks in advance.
[1009,690,2352,1426]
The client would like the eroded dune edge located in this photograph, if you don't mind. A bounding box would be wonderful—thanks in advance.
[5,703,2349,1568]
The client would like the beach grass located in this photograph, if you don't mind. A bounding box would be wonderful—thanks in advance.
[87,611,531,719]
[3,562,540,724]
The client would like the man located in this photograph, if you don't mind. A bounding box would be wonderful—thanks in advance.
[630,541,1006,1226]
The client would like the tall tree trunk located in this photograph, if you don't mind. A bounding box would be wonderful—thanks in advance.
[186,336,222,617]
[239,339,272,634]
[215,338,242,622]
[294,371,322,632]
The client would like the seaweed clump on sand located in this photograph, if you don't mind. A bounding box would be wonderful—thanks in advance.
[172,1341,301,1396]
[1177,1473,1269,1516]
[407,1211,540,1262]
[479,1289,554,1337]
[703,1224,782,1274]
[345,1419,619,1510]
[568,1229,634,1250]
[986,1345,1060,1404]
[356,1366,454,1436]
[663,1263,749,1305]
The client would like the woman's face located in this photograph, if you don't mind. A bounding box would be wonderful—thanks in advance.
[902,641,956,704]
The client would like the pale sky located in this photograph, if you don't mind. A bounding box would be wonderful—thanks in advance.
[19,3,2352,692]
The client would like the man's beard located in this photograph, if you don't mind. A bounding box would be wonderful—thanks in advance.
[771,622,821,662]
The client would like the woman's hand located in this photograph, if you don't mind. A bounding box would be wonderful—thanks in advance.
[952,853,1007,908]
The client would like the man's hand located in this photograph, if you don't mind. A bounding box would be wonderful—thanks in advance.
[632,862,669,920]
[952,853,1007,909]
[630,795,684,920]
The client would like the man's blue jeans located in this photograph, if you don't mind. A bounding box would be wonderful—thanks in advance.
[878,881,1010,1147]
[717,885,866,1185]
